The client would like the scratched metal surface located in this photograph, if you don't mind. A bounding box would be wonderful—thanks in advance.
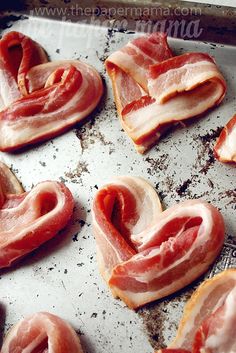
[0,15,235,353]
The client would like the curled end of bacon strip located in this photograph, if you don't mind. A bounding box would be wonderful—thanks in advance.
[214,114,236,164]
[92,176,225,309]
[0,163,74,268]
[1,312,83,353]
[0,31,48,108]
[170,269,236,352]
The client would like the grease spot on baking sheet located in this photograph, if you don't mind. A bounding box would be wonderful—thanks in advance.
[138,280,202,350]
[176,178,192,196]
[145,154,169,174]
[219,189,236,207]
[96,28,115,64]
[75,120,114,154]
[64,161,89,184]
[193,126,222,174]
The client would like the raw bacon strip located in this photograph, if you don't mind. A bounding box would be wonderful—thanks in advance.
[105,32,173,113]
[0,31,48,108]
[1,312,83,353]
[0,60,103,151]
[122,53,226,153]
[170,269,236,352]
[214,114,236,163]
[0,165,74,268]
[92,176,225,309]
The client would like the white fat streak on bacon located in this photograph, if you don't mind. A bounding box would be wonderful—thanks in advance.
[0,181,71,267]
[1,312,83,353]
[122,81,224,145]
[0,60,103,150]
[148,61,224,104]
[170,270,236,351]
[215,117,236,163]
[92,176,162,282]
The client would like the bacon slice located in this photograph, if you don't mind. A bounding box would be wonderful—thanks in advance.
[0,163,74,268]
[106,34,226,153]
[170,269,236,352]
[0,31,48,109]
[92,176,225,309]
[1,312,83,353]
[214,114,236,163]
[0,60,103,151]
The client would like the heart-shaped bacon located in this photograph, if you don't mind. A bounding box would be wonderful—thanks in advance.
[0,31,103,151]
[0,162,74,268]
[0,59,103,151]
[92,176,225,309]
[106,33,226,153]
[1,312,83,353]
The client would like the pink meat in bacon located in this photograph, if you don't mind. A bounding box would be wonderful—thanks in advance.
[92,176,225,309]
[214,114,236,163]
[1,312,83,353]
[170,269,236,353]
[0,163,74,268]
[0,31,48,109]
[106,33,226,153]
[0,60,103,151]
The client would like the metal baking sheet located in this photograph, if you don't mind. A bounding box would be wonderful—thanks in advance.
[0,4,236,353]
